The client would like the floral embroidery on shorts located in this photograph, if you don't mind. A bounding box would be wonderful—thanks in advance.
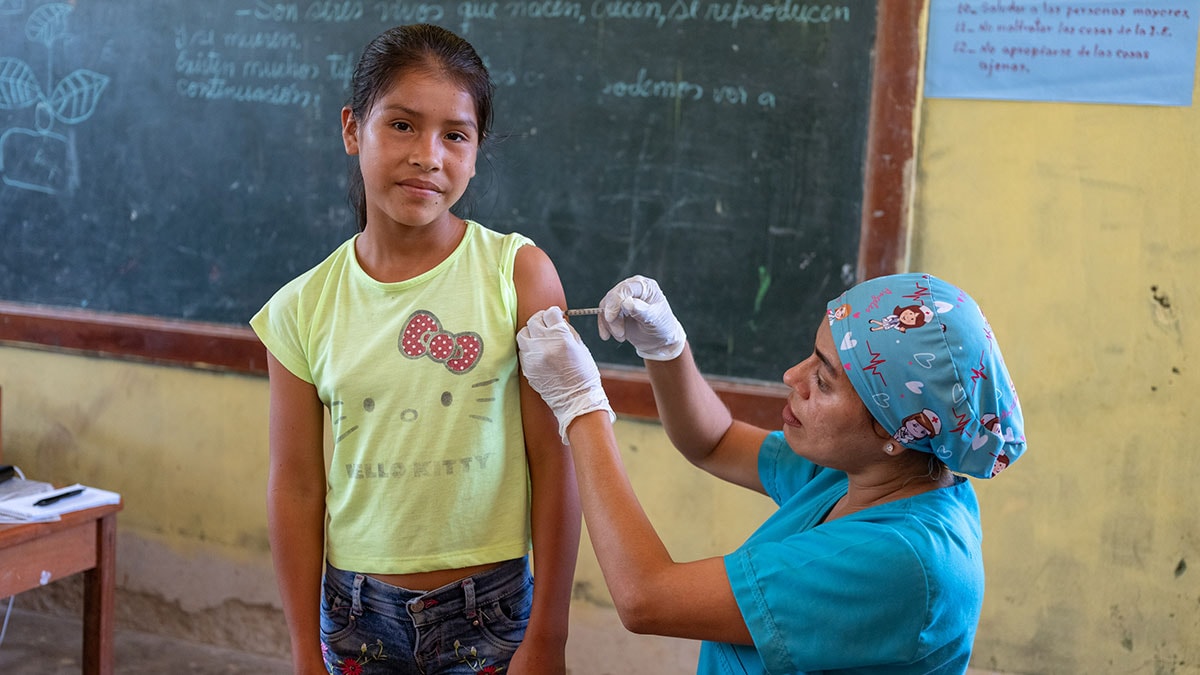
[324,638,388,675]
[454,640,505,674]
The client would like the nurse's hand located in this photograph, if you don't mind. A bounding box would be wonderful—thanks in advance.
[518,307,615,444]
[596,275,687,361]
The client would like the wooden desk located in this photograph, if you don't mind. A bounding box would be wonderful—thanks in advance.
[0,501,123,675]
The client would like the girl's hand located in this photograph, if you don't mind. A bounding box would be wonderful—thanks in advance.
[596,275,687,361]
[507,637,567,675]
[517,307,614,444]
[294,656,331,675]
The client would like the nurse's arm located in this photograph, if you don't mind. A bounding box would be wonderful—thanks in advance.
[564,410,754,644]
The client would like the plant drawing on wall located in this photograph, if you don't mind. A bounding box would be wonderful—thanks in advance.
[0,1,109,194]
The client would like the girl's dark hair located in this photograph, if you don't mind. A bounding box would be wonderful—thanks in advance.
[345,24,494,231]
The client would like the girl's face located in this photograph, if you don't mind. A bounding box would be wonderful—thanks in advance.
[780,320,886,472]
[342,69,479,231]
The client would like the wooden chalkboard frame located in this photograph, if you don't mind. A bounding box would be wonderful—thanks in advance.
[0,2,922,427]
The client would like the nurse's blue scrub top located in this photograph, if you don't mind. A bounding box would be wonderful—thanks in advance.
[698,432,984,674]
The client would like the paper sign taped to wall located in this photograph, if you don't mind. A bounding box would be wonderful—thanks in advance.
[925,1,1200,105]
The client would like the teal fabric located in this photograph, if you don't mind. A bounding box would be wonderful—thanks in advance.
[826,273,1026,479]
[699,432,983,674]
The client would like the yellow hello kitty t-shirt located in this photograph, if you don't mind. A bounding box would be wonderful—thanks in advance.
[251,221,532,573]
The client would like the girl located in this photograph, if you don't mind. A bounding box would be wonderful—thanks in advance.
[251,24,580,675]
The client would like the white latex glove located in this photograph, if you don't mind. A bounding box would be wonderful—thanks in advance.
[596,275,687,361]
[517,306,616,445]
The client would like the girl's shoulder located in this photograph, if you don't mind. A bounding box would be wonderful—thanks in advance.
[270,237,358,299]
[465,219,537,246]
[460,221,540,288]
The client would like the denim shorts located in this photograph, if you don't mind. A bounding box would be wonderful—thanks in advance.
[320,557,533,675]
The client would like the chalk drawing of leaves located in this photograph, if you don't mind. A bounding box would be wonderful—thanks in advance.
[47,69,109,124]
[0,58,42,110]
[25,2,72,47]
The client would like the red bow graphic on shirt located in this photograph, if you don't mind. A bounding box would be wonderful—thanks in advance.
[399,310,484,374]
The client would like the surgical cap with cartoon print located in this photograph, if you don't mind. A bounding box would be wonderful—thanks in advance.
[826,273,1026,478]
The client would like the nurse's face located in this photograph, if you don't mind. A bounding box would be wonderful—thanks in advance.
[780,320,886,472]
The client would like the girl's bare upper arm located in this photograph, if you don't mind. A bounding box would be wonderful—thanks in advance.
[512,245,568,450]
[265,353,326,490]
[512,244,566,325]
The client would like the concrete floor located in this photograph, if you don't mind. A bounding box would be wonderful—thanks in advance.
[0,608,291,674]
[0,606,1012,674]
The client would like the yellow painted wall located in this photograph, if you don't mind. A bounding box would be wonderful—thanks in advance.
[3,17,1199,675]
[914,93,1199,671]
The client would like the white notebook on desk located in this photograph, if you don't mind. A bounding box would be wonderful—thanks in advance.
[0,483,121,523]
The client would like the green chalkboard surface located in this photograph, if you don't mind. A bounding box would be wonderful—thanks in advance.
[1,0,892,384]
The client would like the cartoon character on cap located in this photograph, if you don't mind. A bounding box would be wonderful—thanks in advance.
[990,452,1011,477]
[978,413,1013,477]
[870,303,935,333]
[894,408,942,446]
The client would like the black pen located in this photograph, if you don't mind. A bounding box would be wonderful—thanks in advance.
[33,487,85,507]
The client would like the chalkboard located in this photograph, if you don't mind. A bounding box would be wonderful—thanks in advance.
[1,0,911,385]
